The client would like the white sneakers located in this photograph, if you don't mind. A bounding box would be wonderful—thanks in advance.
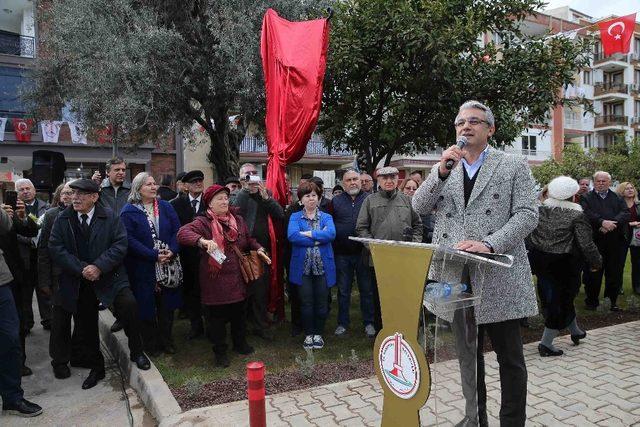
[334,325,347,336]
[303,335,325,349]
[364,324,376,338]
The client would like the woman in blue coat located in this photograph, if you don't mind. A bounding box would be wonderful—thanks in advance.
[120,172,182,355]
[288,182,336,350]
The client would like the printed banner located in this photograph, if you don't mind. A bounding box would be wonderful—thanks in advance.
[41,120,64,143]
[69,122,87,144]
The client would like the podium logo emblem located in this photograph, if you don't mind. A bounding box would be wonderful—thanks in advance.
[379,332,420,399]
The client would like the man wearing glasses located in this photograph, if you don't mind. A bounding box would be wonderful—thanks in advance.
[413,101,538,426]
[48,179,149,390]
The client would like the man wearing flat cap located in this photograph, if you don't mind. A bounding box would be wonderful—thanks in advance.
[170,170,207,339]
[48,179,149,390]
[355,166,422,332]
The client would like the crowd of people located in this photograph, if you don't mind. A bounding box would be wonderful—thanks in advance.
[0,100,638,424]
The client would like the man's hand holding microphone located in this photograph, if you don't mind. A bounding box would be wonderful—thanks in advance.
[438,136,468,179]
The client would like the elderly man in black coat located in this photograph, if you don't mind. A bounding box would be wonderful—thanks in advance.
[580,171,630,311]
[48,179,150,390]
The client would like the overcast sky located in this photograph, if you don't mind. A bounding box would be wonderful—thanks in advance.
[541,0,638,19]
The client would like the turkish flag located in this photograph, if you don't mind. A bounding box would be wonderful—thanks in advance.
[598,13,636,56]
[12,118,34,142]
[260,9,329,318]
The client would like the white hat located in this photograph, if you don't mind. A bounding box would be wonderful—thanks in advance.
[376,166,399,176]
[547,176,579,201]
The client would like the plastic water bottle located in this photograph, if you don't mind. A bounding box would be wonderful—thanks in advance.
[424,282,467,300]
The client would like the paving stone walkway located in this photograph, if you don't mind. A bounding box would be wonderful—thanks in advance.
[161,320,640,426]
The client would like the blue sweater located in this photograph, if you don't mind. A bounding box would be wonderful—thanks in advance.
[287,210,336,287]
[330,191,369,255]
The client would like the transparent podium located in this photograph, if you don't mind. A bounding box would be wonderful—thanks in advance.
[350,237,513,426]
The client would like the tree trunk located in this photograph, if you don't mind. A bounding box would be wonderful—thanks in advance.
[206,108,240,181]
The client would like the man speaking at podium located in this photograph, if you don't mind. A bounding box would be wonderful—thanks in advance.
[413,100,538,426]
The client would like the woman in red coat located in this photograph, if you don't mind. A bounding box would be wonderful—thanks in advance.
[177,185,270,367]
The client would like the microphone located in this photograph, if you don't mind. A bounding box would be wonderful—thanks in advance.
[445,136,468,170]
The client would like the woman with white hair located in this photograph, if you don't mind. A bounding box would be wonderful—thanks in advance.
[527,176,602,357]
[120,172,182,356]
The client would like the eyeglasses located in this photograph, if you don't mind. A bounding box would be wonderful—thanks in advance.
[361,179,373,183]
[454,118,489,128]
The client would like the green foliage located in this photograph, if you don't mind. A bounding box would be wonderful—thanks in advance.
[532,138,640,186]
[29,0,325,179]
[319,0,594,173]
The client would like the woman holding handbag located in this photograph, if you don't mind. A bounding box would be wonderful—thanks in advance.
[121,172,183,356]
[616,182,640,294]
[288,182,336,350]
[177,184,271,367]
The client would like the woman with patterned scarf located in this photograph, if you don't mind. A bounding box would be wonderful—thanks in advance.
[177,184,270,367]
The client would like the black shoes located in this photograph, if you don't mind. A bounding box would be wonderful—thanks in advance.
[131,354,151,370]
[610,305,623,312]
[81,369,105,389]
[41,319,51,331]
[110,319,124,333]
[538,344,563,357]
[233,344,255,355]
[53,364,71,379]
[215,352,230,368]
[21,365,33,377]
[571,331,587,345]
[2,398,43,417]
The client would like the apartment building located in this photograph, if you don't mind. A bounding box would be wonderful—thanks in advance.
[0,0,180,194]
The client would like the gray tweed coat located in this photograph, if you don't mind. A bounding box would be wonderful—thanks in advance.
[412,147,539,324]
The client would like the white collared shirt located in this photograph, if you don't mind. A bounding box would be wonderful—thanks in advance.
[189,194,202,212]
[77,207,96,225]
[461,145,490,180]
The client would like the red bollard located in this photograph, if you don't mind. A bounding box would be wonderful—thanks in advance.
[247,361,266,427]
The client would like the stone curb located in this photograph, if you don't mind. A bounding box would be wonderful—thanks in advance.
[98,308,182,423]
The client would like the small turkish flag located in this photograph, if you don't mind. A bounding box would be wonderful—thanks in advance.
[12,118,34,142]
[598,13,636,56]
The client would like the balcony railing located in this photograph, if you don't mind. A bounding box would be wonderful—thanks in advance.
[631,53,640,64]
[0,30,35,58]
[593,82,629,96]
[240,136,353,156]
[631,117,640,126]
[593,51,629,64]
[631,84,640,95]
[594,115,628,127]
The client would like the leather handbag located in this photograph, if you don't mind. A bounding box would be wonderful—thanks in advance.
[231,245,265,284]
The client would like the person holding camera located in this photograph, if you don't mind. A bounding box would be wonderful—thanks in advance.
[232,163,284,339]
[120,172,183,356]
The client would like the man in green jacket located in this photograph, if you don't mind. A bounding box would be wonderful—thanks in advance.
[355,166,422,331]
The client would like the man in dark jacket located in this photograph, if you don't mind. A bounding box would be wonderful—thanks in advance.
[0,204,42,417]
[580,171,630,311]
[15,178,50,331]
[157,175,178,201]
[233,163,284,339]
[93,156,131,214]
[1,199,39,377]
[48,179,149,390]
[331,169,374,338]
[170,170,206,339]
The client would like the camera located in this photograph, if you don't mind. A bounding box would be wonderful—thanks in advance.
[246,175,261,183]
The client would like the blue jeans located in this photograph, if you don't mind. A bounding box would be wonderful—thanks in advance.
[299,275,329,336]
[0,284,23,404]
[335,255,374,327]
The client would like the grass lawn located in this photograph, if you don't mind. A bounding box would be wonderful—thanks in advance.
[153,286,375,388]
[153,254,640,390]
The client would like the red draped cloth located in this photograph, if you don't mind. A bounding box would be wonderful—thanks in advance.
[260,8,329,318]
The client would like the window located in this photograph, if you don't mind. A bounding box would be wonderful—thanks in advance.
[521,135,537,154]
[583,70,592,85]
[584,134,593,149]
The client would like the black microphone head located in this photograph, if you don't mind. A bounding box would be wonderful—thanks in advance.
[456,135,468,148]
